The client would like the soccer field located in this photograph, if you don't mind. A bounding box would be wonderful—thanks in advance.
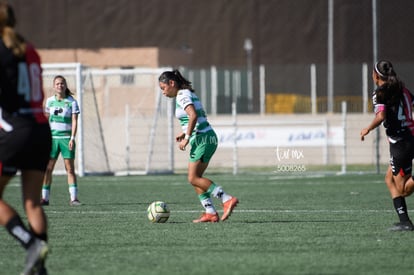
[2,172,414,275]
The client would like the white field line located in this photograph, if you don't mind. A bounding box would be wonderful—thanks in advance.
[45,209,395,215]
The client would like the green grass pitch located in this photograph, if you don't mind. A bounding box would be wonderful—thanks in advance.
[2,172,414,275]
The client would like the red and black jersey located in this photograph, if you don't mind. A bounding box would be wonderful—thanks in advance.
[0,38,47,127]
[373,86,414,141]
[0,38,51,174]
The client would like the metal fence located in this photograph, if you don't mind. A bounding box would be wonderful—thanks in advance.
[180,62,414,115]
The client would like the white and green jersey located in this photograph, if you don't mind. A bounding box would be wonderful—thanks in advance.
[176,89,212,136]
[45,95,80,138]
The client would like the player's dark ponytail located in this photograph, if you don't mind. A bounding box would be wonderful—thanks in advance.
[0,1,26,57]
[375,60,404,106]
[159,70,194,92]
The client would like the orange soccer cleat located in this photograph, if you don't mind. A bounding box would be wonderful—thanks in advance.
[192,212,219,223]
[221,197,239,221]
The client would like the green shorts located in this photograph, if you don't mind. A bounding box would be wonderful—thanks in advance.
[189,130,218,163]
[50,137,76,159]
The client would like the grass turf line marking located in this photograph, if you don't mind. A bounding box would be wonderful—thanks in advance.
[45,209,395,215]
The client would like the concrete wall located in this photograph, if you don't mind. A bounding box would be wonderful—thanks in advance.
[41,60,388,174]
[184,113,389,170]
[102,113,388,172]
[38,48,192,68]
[51,110,388,174]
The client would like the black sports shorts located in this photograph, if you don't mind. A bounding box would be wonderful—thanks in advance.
[0,117,51,176]
[389,136,414,177]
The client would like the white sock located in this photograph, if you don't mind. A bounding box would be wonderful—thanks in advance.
[211,185,232,203]
[69,184,78,201]
[200,197,216,214]
[42,188,50,201]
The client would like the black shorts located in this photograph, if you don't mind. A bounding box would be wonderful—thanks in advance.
[0,117,51,176]
[389,136,414,176]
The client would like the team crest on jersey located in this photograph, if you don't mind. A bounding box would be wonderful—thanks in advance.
[180,97,190,105]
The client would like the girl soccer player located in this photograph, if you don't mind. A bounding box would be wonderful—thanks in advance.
[361,60,414,231]
[0,1,51,273]
[159,69,239,223]
[41,75,81,206]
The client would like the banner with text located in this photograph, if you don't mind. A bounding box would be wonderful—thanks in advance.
[215,126,344,148]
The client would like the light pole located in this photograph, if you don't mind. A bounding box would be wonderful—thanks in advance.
[244,38,253,112]
[327,0,334,113]
[372,0,380,174]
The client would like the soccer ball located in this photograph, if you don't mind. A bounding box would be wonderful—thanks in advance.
[147,201,170,223]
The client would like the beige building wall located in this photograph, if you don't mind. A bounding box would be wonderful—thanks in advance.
[38,47,192,68]
[40,52,386,174]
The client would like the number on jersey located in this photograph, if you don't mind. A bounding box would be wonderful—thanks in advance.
[17,62,42,102]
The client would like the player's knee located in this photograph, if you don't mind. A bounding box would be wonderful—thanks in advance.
[64,162,75,173]
[187,174,198,185]
[45,166,53,175]
[24,197,40,210]
[187,175,195,185]
[403,186,414,197]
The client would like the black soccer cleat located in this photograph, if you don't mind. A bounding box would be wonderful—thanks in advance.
[40,199,49,206]
[388,220,414,232]
[21,238,49,275]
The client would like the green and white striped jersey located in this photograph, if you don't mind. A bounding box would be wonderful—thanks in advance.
[176,89,212,136]
[45,95,80,138]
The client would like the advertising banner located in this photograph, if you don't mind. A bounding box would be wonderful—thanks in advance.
[216,126,344,148]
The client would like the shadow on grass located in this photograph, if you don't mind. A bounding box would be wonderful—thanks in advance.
[161,219,359,224]
[236,219,359,224]
[84,201,184,206]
